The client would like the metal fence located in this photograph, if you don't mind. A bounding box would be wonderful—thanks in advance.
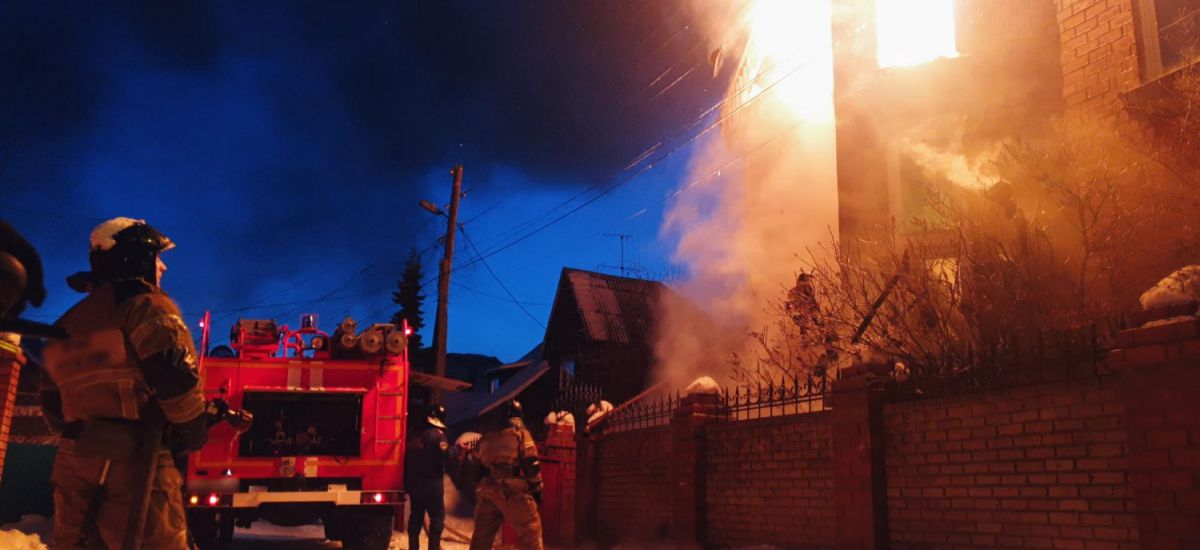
[718,376,831,421]
[595,375,833,433]
[599,392,679,433]
[888,318,1125,400]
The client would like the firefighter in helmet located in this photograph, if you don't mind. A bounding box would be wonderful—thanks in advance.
[41,217,207,549]
[0,218,46,322]
[405,403,451,550]
[469,399,544,550]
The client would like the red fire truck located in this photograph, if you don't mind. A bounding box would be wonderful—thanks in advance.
[184,313,412,550]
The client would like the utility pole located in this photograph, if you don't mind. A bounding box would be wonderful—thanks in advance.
[430,164,463,404]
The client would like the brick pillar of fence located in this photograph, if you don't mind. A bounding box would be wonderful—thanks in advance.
[1109,306,1200,548]
[545,423,577,546]
[0,338,24,487]
[576,430,598,545]
[670,391,722,547]
[831,362,889,550]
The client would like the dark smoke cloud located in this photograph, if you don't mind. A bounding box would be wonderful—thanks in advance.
[1,1,725,349]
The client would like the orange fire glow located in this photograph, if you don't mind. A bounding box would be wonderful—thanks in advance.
[875,0,958,68]
[739,0,834,120]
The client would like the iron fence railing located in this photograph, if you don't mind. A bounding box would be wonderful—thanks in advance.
[718,376,832,421]
[600,392,678,433]
[888,319,1125,400]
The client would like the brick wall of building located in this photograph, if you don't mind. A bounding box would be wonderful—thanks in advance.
[704,412,835,549]
[1056,0,1142,111]
[885,378,1139,549]
[594,425,673,542]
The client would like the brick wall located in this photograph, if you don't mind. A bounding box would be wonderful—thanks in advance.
[594,425,673,542]
[1056,0,1142,112]
[1110,316,1200,547]
[705,412,835,549]
[0,343,24,486]
[542,425,577,546]
[886,378,1139,549]
[572,316,1200,548]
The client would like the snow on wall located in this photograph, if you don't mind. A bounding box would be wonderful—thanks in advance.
[545,411,576,427]
[684,376,720,396]
[1140,265,1200,312]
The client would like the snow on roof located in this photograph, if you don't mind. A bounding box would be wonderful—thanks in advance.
[444,344,550,426]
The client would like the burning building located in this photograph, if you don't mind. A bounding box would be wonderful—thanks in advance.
[656,0,1198,385]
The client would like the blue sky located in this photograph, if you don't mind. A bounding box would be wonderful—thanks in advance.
[2,1,735,363]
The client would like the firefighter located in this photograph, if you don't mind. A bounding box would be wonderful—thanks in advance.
[469,399,544,550]
[405,403,451,550]
[0,218,47,375]
[40,217,207,549]
[0,218,47,321]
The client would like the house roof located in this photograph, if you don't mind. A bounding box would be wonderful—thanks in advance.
[547,268,667,346]
[444,343,549,426]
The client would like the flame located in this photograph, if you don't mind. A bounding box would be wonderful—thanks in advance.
[739,0,834,120]
[875,0,958,68]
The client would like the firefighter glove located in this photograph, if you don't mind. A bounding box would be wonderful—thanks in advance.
[168,413,208,455]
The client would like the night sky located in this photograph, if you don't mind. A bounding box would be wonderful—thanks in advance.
[2,1,736,361]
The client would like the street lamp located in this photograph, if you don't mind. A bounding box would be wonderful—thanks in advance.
[419,200,445,217]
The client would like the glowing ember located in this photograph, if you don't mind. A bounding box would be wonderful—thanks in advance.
[875,0,958,68]
[739,0,834,120]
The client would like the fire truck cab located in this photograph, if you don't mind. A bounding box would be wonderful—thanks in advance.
[185,313,411,550]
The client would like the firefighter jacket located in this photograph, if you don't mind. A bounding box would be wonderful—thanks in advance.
[404,423,450,493]
[40,280,206,428]
[475,418,543,494]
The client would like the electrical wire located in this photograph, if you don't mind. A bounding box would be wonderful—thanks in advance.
[458,225,546,328]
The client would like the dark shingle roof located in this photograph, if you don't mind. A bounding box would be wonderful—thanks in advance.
[555,268,666,346]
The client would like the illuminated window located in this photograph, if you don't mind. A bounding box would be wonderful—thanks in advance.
[1138,0,1200,78]
[875,0,959,68]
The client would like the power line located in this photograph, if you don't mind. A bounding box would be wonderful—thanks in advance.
[452,281,550,307]
[445,23,860,275]
[459,226,546,328]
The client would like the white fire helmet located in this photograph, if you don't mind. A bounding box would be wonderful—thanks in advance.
[90,217,174,252]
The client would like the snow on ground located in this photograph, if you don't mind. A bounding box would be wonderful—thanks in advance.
[0,476,588,550]
[0,528,48,550]
[1140,265,1200,312]
[684,376,720,396]
[0,515,51,549]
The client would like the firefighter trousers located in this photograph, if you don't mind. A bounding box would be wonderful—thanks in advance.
[51,448,189,549]
[407,484,445,550]
[469,482,542,550]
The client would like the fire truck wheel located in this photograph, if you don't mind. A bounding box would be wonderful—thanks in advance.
[217,512,235,544]
[345,505,394,550]
[187,509,235,549]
